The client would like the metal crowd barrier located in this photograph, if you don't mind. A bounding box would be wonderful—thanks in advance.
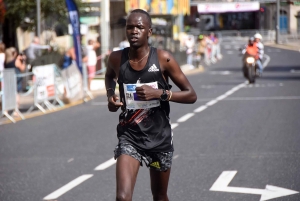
[0,69,25,123]
[0,60,107,123]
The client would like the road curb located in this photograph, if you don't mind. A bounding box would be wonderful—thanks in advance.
[265,43,300,52]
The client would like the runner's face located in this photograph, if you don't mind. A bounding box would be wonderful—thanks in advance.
[126,13,152,47]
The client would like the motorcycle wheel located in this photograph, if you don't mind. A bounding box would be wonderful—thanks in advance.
[248,66,255,84]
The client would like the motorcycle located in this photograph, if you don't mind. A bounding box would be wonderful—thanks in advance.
[240,46,257,84]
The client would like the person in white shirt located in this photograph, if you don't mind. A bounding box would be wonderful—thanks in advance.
[119,37,130,50]
[0,43,5,71]
[185,35,195,68]
[26,37,50,65]
[254,33,264,76]
[86,39,100,90]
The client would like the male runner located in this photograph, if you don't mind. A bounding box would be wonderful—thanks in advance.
[105,9,197,201]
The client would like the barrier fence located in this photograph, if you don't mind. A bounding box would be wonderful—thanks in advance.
[1,69,25,123]
[0,61,105,123]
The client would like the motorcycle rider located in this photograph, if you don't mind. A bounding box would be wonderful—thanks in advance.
[243,37,258,78]
[254,33,264,76]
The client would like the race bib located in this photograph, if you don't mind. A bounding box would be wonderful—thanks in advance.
[123,81,160,109]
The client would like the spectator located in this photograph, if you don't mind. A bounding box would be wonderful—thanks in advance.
[5,47,26,110]
[185,35,195,68]
[119,37,130,50]
[86,39,100,90]
[0,42,5,71]
[26,36,50,66]
[196,34,207,68]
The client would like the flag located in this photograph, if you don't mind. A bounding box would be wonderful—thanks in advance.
[65,0,82,74]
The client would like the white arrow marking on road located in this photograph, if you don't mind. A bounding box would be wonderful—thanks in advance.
[210,171,298,201]
[43,174,93,200]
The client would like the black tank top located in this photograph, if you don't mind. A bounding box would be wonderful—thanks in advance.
[117,47,173,152]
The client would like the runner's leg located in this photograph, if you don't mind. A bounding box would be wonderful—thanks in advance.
[150,168,171,201]
[116,154,140,201]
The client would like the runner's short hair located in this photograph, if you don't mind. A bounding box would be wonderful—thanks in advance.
[130,9,152,28]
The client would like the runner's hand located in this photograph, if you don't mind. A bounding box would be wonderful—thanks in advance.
[135,85,161,101]
[108,94,123,112]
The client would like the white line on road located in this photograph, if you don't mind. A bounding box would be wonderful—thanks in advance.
[171,123,179,129]
[43,174,93,200]
[206,99,218,106]
[94,158,116,171]
[263,54,270,68]
[177,113,195,122]
[194,105,208,113]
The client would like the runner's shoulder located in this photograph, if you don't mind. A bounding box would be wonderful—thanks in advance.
[108,49,123,67]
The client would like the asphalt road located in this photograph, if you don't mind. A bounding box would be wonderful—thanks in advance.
[1,40,300,201]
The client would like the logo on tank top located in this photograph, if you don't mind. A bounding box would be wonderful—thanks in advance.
[148,64,159,72]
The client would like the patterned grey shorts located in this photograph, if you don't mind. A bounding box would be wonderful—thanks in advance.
[114,143,173,172]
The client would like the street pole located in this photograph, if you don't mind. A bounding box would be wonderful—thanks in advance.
[276,0,280,44]
[37,0,41,38]
[101,0,110,70]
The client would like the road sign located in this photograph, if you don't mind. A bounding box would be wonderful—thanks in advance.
[210,171,298,201]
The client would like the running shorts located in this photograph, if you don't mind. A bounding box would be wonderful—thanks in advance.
[114,143,173,172]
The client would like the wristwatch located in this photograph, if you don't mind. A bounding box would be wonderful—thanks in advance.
[160,89,169,101]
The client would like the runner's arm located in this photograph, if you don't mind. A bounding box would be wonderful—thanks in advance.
[105,51,123,111]
[158,49,197,104]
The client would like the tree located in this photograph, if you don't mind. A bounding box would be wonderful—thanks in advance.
[3,0,83,31]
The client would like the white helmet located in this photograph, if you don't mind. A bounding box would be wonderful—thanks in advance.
[254,33,262,40]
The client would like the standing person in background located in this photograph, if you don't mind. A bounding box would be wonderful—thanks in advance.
[105,9,197,201]
[119,37,130,50]
[0,43,5,71]
[86,39,100,90]
[26,36,50,67]
[254,33,264,76]
[5,47,26,111]
[185,35,195,69]
[196,34,206,68]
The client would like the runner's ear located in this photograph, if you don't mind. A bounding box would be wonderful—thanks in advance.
[148,28,152,38]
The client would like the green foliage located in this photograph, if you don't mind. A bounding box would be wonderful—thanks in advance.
[3,0,83,31]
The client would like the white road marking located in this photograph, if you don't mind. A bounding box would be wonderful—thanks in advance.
[43,174,93,200]
[177,113,195,122]
[210,171,298,201]
[94,158,116,171]
[171,123,179,129]
[216,94,228,101]
[263,54,270,68]
[173,155,179,159]
[227,51,234,54]
[206,99,218,106]
[67,158,74,163]
[194,105,208,113]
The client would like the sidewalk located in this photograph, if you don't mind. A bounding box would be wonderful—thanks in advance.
[265,39,300,51]
[0,65,204,125]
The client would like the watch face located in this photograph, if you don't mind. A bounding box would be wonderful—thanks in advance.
[161,90,168,100]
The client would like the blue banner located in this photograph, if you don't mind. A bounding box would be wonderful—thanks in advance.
[65,0,82,74]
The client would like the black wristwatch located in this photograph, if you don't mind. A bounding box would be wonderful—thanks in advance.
[160,89,169,101]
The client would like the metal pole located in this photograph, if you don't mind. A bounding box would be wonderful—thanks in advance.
[37,0,41,38]
[276,0,280,44]
[101,0,110,70]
